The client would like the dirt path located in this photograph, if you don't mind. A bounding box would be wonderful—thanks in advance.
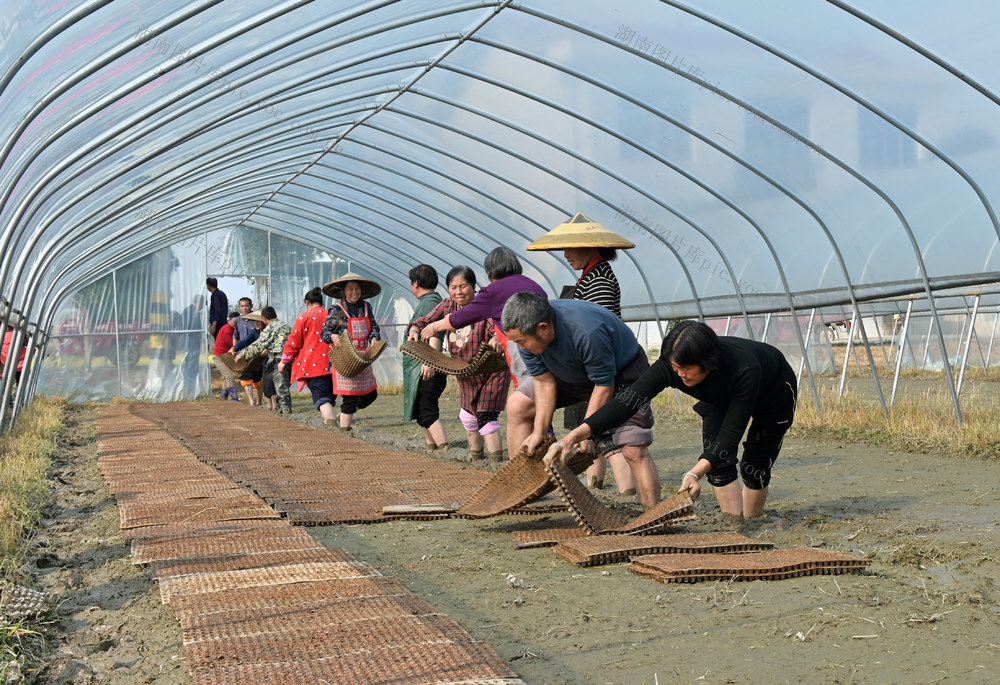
[24,393,1000,684]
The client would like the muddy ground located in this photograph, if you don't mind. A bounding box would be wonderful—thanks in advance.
[21,386,1000,684]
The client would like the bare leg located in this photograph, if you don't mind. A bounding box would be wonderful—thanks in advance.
[483,430,502,453]
[467,430,485,451]
[621,446,660,511]
[712,481,743,515]
[319,401,336,422]
[585,455,607,488]
[743,486,769,518]
[505,391,534,452]
[340,412,353,429]
[607,451,637,494]
[424,420,447,448]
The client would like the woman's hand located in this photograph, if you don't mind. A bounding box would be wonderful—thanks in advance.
[420,364,435,380]
[330,335,342,347]
[419,322,437,342]
[679,471,702,500]
[234,353,243,362]
[277,362,286,373]
[407,326,420,342]
[543,425,593,465]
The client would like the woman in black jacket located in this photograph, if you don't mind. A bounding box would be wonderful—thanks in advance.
[548,320,796,526]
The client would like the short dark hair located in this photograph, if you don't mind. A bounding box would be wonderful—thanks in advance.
[446,265,477,289]
[598,247,617,261]
[483,246,522,280]
[228,311,240,320]
[662,320,721,372]
[206,277,218,288]
[501,291,552,334]
[304,287,323,305]
[261,305,277,320]
[408,264,438,290]
[239,296,252,306]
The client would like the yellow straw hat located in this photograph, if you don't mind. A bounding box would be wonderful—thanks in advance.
[321,272,382,299]
[526,213,635,251]
[241,310,266,323]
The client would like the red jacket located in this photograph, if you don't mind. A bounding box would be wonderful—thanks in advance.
[2,331,25,372]
[281,305,332,385]
[212,323,234,356]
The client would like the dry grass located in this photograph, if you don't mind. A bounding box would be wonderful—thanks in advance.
[0,397,63,579]
[651,381,1000,460]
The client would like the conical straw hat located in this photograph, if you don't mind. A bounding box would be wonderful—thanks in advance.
[527,213,635,251]
[321,272,382,299]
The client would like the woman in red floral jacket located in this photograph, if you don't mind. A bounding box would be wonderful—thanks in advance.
[408,265,512,461]
[278,287,336,425]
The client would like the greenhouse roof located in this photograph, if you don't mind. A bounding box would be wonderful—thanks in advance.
[3,0,1000,331]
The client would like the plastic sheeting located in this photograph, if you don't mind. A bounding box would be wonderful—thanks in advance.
[38,229,405,402]
[4,1,1000,415]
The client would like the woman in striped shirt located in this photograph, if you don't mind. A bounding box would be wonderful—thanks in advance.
[527,213,638,496]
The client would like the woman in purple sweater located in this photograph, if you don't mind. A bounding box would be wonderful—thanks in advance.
[419,246,546,385]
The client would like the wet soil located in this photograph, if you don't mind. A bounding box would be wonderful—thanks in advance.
[20,388,1000,684]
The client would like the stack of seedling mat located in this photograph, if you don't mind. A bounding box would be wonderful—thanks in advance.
[540,456,872,583]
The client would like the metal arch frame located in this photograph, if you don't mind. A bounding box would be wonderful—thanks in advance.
[316,145,574,284]
[429,61,748,327]
[298,159,559,287]
[361,101,703,308]
[0,8,516,348]
[825,0,1000,242]
[0,0,489,298]
[329,134,573,286]
[0,0,116,98]
[254,195,482,293]
[358,111,698,324]
[279,172,562,291]
[512,3,949,418]
[244,211,416,296]
[239,0,516,226]
[5,1,999,425]
[823,1,1000,108]
[396,86,705,320]
[498,10,890,417]
[653,0,1000,420]
[7,108,386,324]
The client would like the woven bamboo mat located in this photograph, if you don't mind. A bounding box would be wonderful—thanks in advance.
[132,526,323,565]
[178,593,439,635]
[456,437,594,518]
[546,458,699,536]
[615,491,698,534]
[545,459,629,533]
[552,532,775,567]
[158,560,382,605]
[150,548,351,580]
[400,339,509,376]
[188,645,524,685]
[129,402,492,525]
[328,332,387,377]
[123,519,289,542]
[511,528,589,549]
[168,576,414,616]
[627,548,872,583]
[96,406,525,685]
